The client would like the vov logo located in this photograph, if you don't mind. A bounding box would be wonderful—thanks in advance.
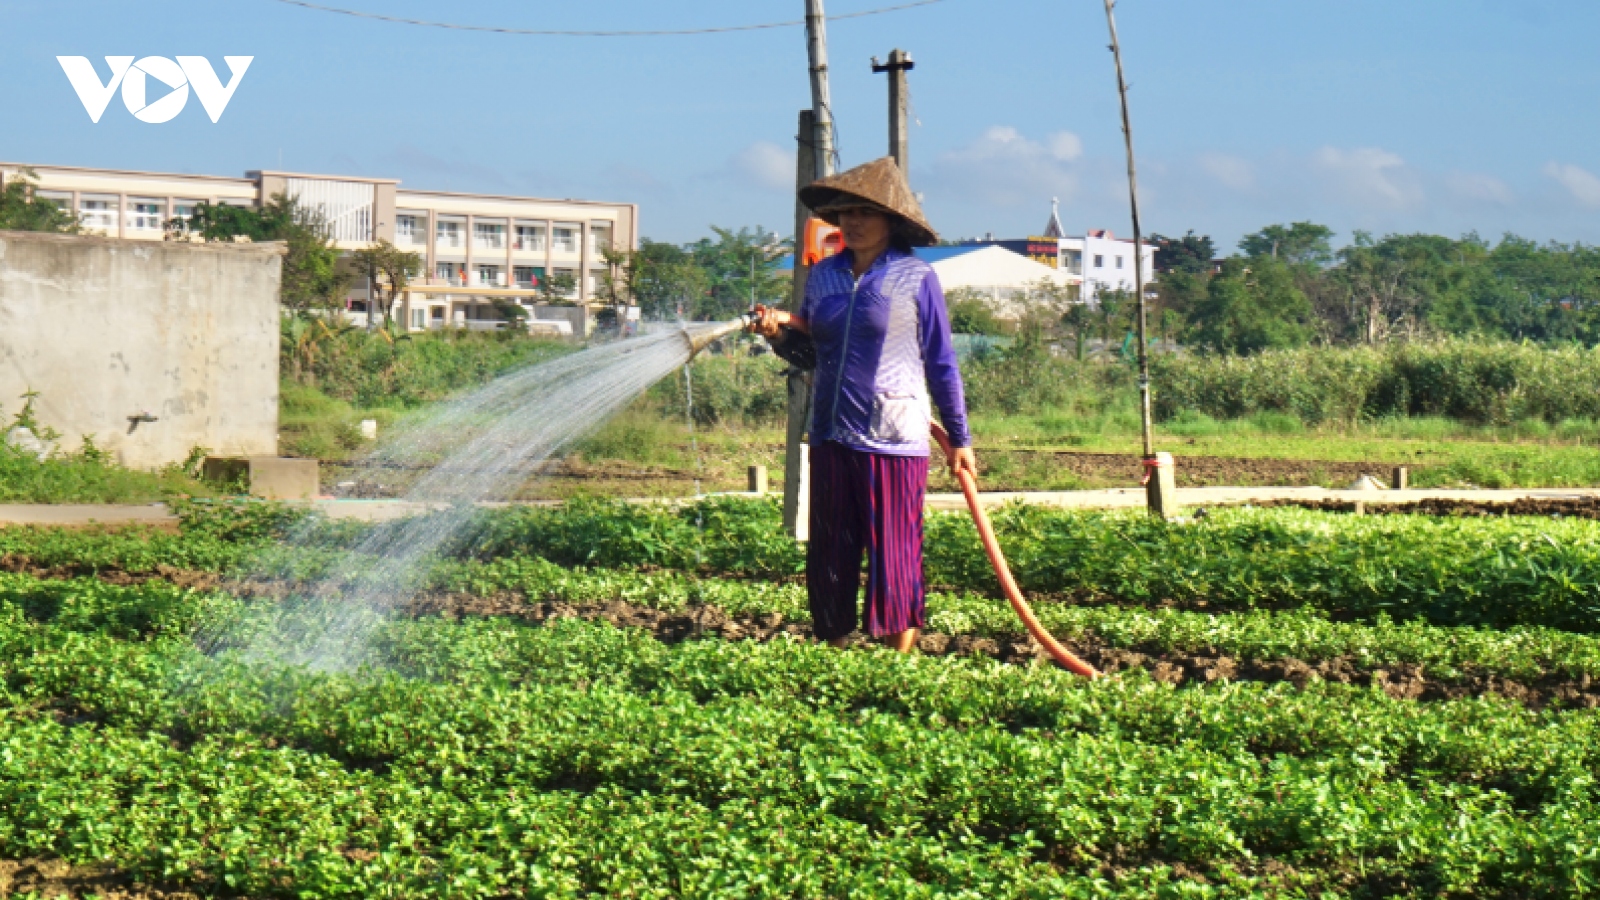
[57,56,253,123]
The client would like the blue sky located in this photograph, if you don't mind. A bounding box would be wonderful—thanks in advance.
[4,0,1597,251]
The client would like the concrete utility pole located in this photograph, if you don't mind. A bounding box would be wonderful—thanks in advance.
[1102,0,1174,517]
[784,1,838,541]
[805,0,836,180]
[871,49,914,171]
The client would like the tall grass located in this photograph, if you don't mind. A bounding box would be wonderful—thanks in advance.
[1154,340,1600,425]
[285,325,573,409]
[665,340,1600,439]
[0,445,211,503]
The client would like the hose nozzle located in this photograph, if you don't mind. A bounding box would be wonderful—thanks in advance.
[681,315,754,358]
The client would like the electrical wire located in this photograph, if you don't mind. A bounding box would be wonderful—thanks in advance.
[268,0,947,37]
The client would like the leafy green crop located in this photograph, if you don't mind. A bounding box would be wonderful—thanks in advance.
[4,577,1600,897]
[9,497,1600,634]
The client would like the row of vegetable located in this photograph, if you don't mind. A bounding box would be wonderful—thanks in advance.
[5,496,1600,632]
[4,575,1600,897]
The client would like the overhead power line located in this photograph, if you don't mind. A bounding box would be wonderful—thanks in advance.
[268,0,948,37]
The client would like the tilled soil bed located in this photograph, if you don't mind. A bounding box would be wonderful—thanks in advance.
[0,858,199,900]
[932,450,1398,490]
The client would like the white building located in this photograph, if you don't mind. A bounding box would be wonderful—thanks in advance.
[1040,199,1155,303]
[0,161,638,334]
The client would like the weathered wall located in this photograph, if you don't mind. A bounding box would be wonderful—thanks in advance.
[0,232,283,469]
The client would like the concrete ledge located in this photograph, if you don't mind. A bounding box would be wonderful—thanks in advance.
[923,486,1600,513]
[0,504,179,527]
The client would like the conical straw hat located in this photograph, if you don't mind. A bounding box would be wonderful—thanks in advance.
[798,157,938,247]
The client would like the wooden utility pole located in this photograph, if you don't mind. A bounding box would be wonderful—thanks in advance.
[871,49,914,171]
[1103,0,1174,516]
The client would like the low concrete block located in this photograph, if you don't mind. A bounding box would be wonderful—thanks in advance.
[248,457,319,500]
[202,456,250,485]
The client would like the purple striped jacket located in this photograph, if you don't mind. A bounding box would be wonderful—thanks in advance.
[800,247,971,456]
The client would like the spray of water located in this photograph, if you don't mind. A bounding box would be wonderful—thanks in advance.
[200,320,745,670]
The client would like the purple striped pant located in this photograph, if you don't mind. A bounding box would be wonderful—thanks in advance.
[807,440,928,641]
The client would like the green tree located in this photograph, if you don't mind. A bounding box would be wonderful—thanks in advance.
[1152,230,1214,275]
[183,192,348,314]
[535,270,578,306]
[0,169,79,233]
[1240,222,1335,267]
[944,288,1003,335]
[684,226,789,320]
[350,239,422,330]
[1188,257,1314,354]
[627,239,709,320]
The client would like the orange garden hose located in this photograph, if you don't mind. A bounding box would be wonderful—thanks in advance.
[931,422,1100,679]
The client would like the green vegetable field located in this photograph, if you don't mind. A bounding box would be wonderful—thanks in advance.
[3,499,1600,897]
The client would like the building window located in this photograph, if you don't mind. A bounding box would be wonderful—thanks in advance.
[436,221,462,248]
[128,200,163,231]
[514,225,545,251]
[474,222,506,250]
[412,308,426,328]
[1093,254,1103,268]
[80,197,116,233]
[589,224,613,254]
[1116,255,1124,269]
[396,215,420,244]
[476,264,502,287]
[514,266,541,288]
[33,190,71,212]
[552,226,578,254]
[436,262,463,284]
[170,200,200,232]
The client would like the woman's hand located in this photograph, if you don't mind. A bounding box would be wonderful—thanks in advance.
[949,447,978,482]
[747,304,791,340]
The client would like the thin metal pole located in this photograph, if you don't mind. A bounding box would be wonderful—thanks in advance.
[1103,0,1153,460]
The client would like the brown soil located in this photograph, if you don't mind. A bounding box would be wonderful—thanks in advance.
[405,592,1600,710]
[0,858,199,899]
[1261,495,1600,519]
[0,555,222,590]
[325,449,1400,498]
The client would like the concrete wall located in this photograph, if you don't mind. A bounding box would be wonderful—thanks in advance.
[0,231,283,469]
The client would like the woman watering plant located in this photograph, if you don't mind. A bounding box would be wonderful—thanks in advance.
[748,157,976,653]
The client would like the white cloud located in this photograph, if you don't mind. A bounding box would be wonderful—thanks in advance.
[926,125,1081,209]
[1198,153,1254,191]
[1444,171,1513,204]
[1047,131,1084,162]
[728,141,793,192]
[1543,161,1600,208]
[1311,146,1423,210]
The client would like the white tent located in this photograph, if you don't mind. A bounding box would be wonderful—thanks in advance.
[916,245,1081,320]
